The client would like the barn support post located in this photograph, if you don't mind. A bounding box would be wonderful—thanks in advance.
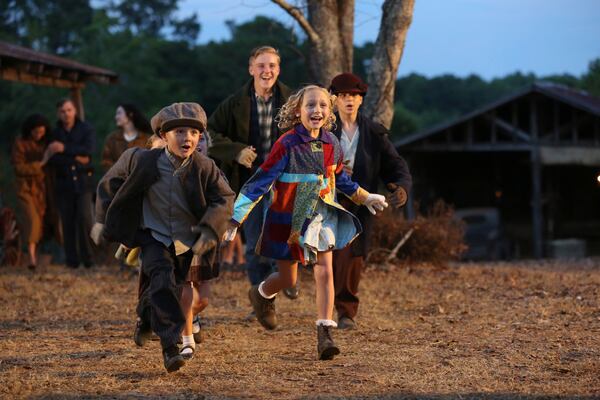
[531,147,543,258]
[69,85,85,121]
[530,96,543,258]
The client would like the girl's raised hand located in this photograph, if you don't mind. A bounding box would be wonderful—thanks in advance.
[364,193,388,215]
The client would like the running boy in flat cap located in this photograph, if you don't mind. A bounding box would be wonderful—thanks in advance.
[91,102,234,372]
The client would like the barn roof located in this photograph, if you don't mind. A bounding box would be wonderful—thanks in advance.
[396,82,600,148]
[0,40,118,88]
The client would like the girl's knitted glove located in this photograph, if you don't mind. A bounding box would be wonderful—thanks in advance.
[364,193,388,215]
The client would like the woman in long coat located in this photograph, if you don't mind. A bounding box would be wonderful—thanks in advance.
[11,114,55,269]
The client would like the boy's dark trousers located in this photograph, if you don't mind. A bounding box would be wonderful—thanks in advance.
[135,229,192,350]
[136,268,152,328]
[332,247,364,319]
[56,189,94,267]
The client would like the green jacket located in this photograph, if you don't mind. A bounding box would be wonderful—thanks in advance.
[208,79,292,192]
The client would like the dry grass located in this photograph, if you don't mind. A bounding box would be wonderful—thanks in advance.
[1,259,599,399]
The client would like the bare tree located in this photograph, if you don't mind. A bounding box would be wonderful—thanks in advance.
[272,0,415,128]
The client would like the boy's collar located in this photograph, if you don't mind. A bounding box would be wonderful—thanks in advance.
[164,146,192,169]
[250,83,276,103]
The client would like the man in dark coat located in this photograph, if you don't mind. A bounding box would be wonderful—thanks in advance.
[330,73,412,329]
[48,98,96,268]
[92,102,234,372]
[208,46,294,294]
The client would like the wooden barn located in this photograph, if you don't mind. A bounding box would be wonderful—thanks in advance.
[396,82,600,258]
[0,40,118,118]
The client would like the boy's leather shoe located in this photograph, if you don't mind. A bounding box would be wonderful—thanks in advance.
[317,325,340,360]
[337,316,356,330]
[133,318,152,347]
[248,285,277,330]
[163,345,185,373]
[192,315,204,344]
[282,285,299,300]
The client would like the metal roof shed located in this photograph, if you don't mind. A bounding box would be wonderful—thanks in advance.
[396,82,600,258]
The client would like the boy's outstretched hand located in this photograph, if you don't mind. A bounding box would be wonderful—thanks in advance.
[235,146,257,168]
[364,193,389,215]
[90,223,105,245]
[223,223,238,242]
[386,183,408,209]
[191,225,217,256]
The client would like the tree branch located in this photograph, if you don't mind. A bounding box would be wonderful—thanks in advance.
[271,0,320,44]
[337,0,354,71]
[363,0,415,127]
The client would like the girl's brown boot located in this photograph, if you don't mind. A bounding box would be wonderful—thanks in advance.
[317,324,340,360]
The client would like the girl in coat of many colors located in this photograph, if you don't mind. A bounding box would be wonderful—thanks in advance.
[226,85,388,360]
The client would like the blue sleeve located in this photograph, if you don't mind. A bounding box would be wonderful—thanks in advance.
[232,140,288,225]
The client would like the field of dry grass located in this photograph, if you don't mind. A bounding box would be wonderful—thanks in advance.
[1,259,599,399]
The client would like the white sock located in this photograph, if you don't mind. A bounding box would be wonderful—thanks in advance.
[181,335,195,355]
[192,317,200,334]
[258,281,277,299]
[316,319,338,327]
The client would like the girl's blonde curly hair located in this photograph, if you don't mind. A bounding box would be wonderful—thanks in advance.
[276,85,337,132]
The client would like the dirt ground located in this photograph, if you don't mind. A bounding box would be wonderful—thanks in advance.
[1,259,599,399]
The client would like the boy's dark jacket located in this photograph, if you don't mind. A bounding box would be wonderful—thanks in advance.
[332,111,412,257]
[95,147,235,265]
[208,79,292,192]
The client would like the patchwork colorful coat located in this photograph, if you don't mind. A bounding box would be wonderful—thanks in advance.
[232,124,369,264]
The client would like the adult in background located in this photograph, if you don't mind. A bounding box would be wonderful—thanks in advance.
[10,114,55,270]
[48,98,96,268]
[208,46,295,297]
[101,104,151,172]
[329,73,412,329]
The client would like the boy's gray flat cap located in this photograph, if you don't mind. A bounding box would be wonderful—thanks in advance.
[151,102,207,135]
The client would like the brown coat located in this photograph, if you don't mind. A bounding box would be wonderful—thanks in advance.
[101,130,149,172]
[11,137,46,243]
[208,79,292,192]
[96,148,235,267]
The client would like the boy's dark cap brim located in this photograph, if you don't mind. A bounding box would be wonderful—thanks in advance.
[160,118,204,133]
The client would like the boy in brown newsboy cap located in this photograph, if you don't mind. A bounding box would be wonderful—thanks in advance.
[328,73,412,330]
[92,102,235,372]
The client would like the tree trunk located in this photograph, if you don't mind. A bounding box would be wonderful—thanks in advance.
[363,0,415,128]
[272,0,413,127]
[337,0,354,73]
[306,0,354,85]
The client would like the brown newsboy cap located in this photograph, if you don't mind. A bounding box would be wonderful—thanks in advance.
[329,72,368,96]
[151,102,207,135]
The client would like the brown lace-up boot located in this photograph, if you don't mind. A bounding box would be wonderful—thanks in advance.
[248,285,277,330]
[317,324,340,360]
